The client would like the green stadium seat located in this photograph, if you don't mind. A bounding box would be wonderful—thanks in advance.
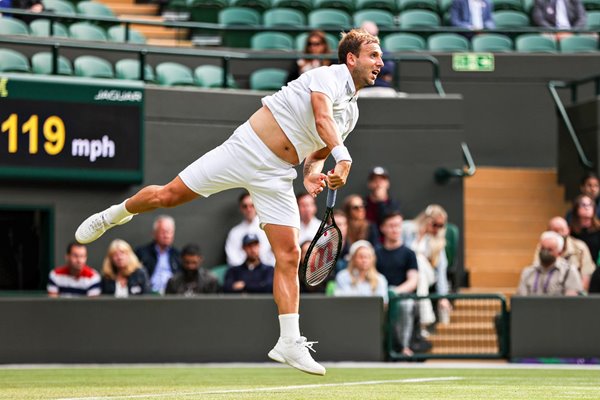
[74,55,114,78]
[427,32,470,51]
[471,33,513,52]
[355,0,396,11]
[586,11,600,28]
[353,9,395,28]
[107,25,147,44]
[522,0,534,12]
[271,0,313,14]
[398,9,440,28]
[219,7,261,47]
[69,22,108,41]
[264,8,306,26]
[31,52,73,75]
[560,35,598,53]
[296,31,339,50]
[251,31,294,50]
[0,48,30,72]
[189,0,229,23]
[42,0,76,14]
[194,65,237,88]
[229,0,272,12]
[383,32,426,51]
[313,0,354,13]
[250,68,288,90]
[515,33,557,52]
[491,0,523,11]
[115,59,155,82]
[582,0,600,10]
[155,62,194,86]
[308,8,352,29]
[29,19,69,37]
[209,264,228,287]
[438,0,453,13]
[445,222,460,287]
[397,0,438,12]
[492,10,530,28]
[0,17,30,35]
[76,1,116,18]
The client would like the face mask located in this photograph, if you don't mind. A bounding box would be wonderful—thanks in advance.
[539,249,556,266]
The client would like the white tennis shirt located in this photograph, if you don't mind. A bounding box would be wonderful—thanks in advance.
[262,63,359,164]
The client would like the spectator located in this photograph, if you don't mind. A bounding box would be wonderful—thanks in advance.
[344,194,380,247]
[517,231,583,295]
[365,166,401,227]
[224,234,274,293]
[12,0,44,22]
[287,30,332,83]
[375,211,419,356]
[224,192,274,267]
[135,215,181,294]
[101,239,150,297]
[450,0,496,31]
[532,0,587,38]
[566,172,600,222]
[533,216,595,291]
[165,244,218,296]
[335,240,388,304]
[569,194,600,264]
[589,267,600,293]
[47,242,101,297]
[402,205,452,330]
[333,209,351,272]
[297,193,321,245]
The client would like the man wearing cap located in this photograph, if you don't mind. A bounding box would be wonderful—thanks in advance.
[365,166,401,227]
[224,234,275,293]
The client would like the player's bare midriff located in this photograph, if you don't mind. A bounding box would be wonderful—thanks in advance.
[249,105,300,166]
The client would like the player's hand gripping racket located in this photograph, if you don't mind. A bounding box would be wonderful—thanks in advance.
[299,187,342,286]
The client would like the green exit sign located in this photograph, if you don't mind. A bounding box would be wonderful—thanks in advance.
[452,53,495,72]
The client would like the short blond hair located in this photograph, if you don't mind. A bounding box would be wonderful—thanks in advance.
[338,28,380,64]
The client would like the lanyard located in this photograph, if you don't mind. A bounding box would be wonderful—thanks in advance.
[533,268,556,294]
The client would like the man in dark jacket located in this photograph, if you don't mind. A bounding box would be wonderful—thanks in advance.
[532,0,587,30]
[135,215,182,294]
[165,244,218,296]
[224,234,274,293]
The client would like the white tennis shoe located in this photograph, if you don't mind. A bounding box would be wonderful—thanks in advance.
[75,211,134,244]
[268,336,326,376]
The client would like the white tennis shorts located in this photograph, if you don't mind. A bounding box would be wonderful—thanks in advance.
[179,121,300,230]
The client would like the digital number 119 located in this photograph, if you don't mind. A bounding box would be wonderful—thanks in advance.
[1,113,66,155]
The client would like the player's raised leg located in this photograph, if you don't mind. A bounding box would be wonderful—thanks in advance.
[75,176,198,244]
[265,223,326,376]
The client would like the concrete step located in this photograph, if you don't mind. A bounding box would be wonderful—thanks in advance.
[453,299,503,312]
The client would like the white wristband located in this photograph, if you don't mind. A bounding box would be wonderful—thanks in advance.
[331,145,352,164]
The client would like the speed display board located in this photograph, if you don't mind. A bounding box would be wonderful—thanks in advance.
[0,74,144,183]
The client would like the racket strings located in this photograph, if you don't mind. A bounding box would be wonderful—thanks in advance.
[305,227,341,286]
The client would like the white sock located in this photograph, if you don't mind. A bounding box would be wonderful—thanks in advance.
[279,313,300,339]
[105,199,134,223]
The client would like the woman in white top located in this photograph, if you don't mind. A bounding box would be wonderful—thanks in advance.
[335,240,388,305]
[101,239,150,297]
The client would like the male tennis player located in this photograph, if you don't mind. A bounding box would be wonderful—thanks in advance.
[76,28,384,376]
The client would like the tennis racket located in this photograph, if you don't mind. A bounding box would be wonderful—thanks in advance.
[299,187,342,286]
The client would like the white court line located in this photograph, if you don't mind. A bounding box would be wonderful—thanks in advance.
[56,376,463,400]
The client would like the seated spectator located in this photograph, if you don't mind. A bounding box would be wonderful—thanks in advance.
[333,209,351,273]
[224,191,274,267]
[224,234,274,293]
[569,194,600,264]
[566,172,600,222]
[287,30,331,83]
[297,193,322,245]
[166,244,218,296]
[375,211,419,356]
[533,216,595,291]
[365,166,401,228]
[517,231,583,295]
[344,194,380,247]
[450,0,496,31]
[11,0,43,22]
[335,240,388,305]
[402,205,452,330]
[101,239,150,297]
[532,0,586,39]
[135,215,181,295]
[47,242,101,297]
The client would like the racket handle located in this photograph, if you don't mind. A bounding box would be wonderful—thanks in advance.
[326,188,337,208]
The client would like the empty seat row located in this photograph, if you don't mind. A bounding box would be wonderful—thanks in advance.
[0,48,290,90]
[42,0,116,18]
[0,17,146,43]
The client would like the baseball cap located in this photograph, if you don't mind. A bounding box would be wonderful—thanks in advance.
[242,233,260,246]
[369,166,389,179]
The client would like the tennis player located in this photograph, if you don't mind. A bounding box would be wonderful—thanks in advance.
[76,28,384,375]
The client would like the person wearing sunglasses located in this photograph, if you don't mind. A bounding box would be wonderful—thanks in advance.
[287,30,332,83]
